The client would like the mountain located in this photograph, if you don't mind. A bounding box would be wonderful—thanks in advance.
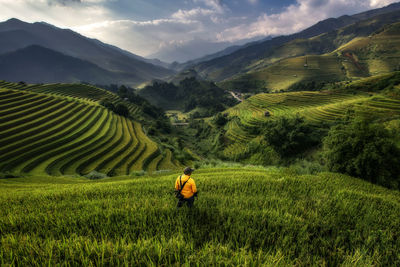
[0,45,128,84]
[220,12,400,92]
[170,36,273,72]
[0,18,175,86]
[188,2,400,82]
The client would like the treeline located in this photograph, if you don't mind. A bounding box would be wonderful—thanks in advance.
[347,71,400,92]
[140,77,238,116]
[220,77,267,93]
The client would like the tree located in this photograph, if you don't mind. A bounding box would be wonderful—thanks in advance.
[213,113,228,127]
[114,103,129,117]
[323,117,400,189]
[118,85,128,98]
[100,99,115,111]
[262,116,322,158]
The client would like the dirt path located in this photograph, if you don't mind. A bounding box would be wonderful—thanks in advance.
[229,91,243,102]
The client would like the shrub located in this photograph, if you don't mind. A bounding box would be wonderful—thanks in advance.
[99,99,115,111]
[213,113,228,127]
[114,104,129,117]
[130,170,146,177]
[286,159,327,175]
[84,171,108,180]
[323,117,400,189]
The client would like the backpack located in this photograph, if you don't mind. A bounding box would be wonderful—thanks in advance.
[175,175,190,200]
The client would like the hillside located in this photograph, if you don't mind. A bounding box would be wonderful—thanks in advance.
[221,18,400,92]
[138,77,238,115]
[0,81,180,176]
[0,45,128,85]
[1,167,399,265]
[0,18,174,86]
[188,72,400,164]
[189,3,400,83]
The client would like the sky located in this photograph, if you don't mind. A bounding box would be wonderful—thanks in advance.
[0,0,399,62]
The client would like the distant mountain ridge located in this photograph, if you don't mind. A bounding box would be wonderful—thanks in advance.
[0,45,128,84]
[0,18,175,86]
[188,2,400,82]
[171,36,273,72]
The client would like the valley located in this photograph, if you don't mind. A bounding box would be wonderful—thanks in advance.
[1,1,400,266]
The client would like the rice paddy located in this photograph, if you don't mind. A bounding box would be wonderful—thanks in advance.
[223,90,400,158]
[0,167,399,265]
[0,82,179,176]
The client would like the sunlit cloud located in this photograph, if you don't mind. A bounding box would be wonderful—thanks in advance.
[0,0,398,62]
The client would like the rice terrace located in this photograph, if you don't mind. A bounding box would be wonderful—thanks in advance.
[1,0,400,266]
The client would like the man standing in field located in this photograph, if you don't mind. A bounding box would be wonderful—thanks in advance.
[175,167,198,208]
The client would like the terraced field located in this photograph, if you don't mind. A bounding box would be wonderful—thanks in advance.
[0,81,141,114]
[223,90,400,158]
[0,82,179,176]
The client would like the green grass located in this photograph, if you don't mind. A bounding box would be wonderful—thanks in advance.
[0,168,399,265]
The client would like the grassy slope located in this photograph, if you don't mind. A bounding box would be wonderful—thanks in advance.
[221,21,400,92]
[0,167,399,265]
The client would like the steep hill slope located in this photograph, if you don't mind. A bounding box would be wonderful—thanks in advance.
[0,45,128,84]
[1,167,399,265]
[222,18,400,92]
[0,81,179,176]
[0,18,174,85]
[189,3,400,82]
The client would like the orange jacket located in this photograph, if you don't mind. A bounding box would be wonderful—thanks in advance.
[175,174,197,199]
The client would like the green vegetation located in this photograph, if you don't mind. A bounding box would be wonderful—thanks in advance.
[184,73,400,191]
[0,81,180,176]
[1,167,399,265]
[220,19,400,92]
[138,77,237,117]
[261,116,323,158]
[1,8,400,266]
[323,116,400,189]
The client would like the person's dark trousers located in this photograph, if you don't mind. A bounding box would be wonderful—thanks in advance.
[177,196,195,208]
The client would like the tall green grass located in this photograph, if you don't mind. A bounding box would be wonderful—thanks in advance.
[1,168,399,265]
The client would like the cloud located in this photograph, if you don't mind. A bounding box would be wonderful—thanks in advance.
[0,0,398,61]
[217,0,400,42]
[194,0,225,12]
[247,0,258,5]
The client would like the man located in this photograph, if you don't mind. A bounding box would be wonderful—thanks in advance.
[175,167,198,208]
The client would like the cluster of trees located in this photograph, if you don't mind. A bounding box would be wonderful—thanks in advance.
[116,85,166,119]
[261,116,324,158]
[288,80,329,91]
[100,100,129,117]
[257,115,400,189]
[195,112,400,190]
[221,77,268,93]
[141,78,237,114]
[323,116,400,189]
[347,72,400,92]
